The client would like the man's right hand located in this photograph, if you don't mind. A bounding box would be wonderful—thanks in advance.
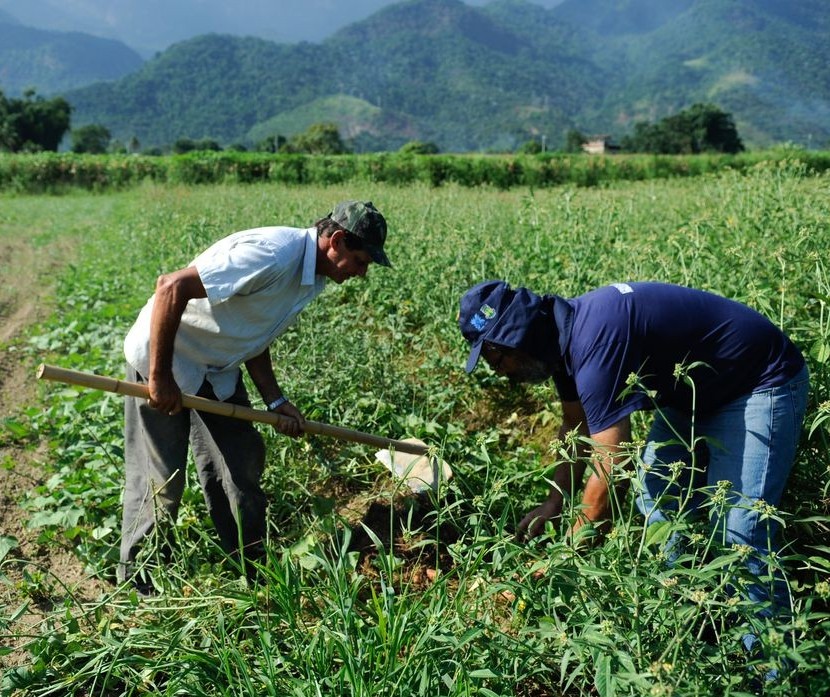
[148,373,183,415]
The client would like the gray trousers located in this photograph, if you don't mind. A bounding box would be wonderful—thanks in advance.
[118,365,267,582]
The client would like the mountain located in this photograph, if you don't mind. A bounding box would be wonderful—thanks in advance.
[0,0,567,53]
[571,0,830,146]
[57,0,830,151]
[554,0,695,36]
[0,20,144,95]
[0,8,18,24]
[64,0,604,151]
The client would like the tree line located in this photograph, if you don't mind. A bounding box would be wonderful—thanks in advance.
[0,90,745,157]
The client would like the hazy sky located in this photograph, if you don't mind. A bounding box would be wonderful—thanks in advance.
[0,0,565,55]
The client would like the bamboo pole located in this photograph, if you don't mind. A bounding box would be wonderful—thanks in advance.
[37,364,429,456]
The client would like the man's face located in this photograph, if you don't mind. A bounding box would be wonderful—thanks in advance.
[324,231,373,284]
[481,342,551,384]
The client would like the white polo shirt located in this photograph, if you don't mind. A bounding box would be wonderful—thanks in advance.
[124,226,326,400]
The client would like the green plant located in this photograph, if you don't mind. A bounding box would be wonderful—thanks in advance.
[3,169,829,695]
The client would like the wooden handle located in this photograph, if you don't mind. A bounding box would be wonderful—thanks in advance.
[37,364,429,456]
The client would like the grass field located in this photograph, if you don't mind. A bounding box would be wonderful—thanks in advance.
[2,161,830,695]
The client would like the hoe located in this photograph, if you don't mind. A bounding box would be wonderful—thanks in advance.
[37,364,451,493]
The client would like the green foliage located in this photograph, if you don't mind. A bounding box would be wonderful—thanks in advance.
[622,103,745,154]
[564,129,589,154]
[59,1,830,153]
[173,137,222,154]
[399,140,439,155]
[280,122,350,155]
[518,139,542,155]
[0,88,71,152]
[70,123,111,154]
[256,134,286,153]
[3,165,830,695]
[2,149,830,194]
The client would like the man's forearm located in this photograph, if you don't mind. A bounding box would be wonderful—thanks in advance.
[570,416,631,535]
[148,268,206,380]
[245,349,283,405]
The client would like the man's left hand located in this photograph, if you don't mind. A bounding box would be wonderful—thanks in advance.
[271,400,305,438]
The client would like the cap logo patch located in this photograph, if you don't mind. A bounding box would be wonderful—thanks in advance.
[470,303,496,331]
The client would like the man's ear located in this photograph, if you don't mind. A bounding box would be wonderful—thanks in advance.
[328,229,345,250]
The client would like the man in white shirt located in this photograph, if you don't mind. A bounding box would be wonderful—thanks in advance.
[119,201,391,592]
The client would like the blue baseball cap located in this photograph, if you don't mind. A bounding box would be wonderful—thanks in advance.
[458,280,547,373]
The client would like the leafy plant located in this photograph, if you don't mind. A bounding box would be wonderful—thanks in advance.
[3,166,830,695]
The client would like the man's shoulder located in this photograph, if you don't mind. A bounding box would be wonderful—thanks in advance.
[226,225,309,244]
[203,226,311,259]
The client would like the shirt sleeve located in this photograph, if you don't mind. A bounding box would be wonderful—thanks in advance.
[574,340,651,433]
[194,234,296,304]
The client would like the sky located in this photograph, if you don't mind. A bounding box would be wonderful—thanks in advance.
[0,0,565,55]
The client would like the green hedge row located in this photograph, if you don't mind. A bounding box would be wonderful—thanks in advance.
[1,149,829,193]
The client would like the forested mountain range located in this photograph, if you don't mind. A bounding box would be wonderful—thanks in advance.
[0,19,143,95]
[6,0,829,152]
[0,0,566,53]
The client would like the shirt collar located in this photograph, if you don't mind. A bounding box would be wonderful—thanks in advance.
[301,228,318,286]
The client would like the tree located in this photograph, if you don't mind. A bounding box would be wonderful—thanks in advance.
[0,89,71,152]
[281,123,349,155]
[563,129,588,153]
[71,124,111,154]
[399,140,440,155]
[686,103,744,154]
[0,91,14,152]
[173,137,221,154]
[256,135,286,153]
[518,139,542,154]
[622,104,743,154]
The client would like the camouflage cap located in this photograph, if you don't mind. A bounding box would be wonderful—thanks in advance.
[329,200,391,267]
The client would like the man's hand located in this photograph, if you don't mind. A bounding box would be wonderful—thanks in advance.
[517,498,562,540]
[271,400,305,438]
[148,373,183,415]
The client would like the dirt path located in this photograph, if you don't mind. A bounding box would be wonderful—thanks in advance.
[0,234,108,670]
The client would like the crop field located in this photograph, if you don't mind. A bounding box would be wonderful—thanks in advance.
[1,160,830,695]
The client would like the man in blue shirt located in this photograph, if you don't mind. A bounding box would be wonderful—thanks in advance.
[459,280,808,623]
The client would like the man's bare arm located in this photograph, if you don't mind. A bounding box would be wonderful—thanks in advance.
[245,349,305,438]
[147,266,207,414]
[571,415,632,538]
[517,400,591,539]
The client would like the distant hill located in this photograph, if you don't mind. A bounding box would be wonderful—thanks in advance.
[61,0,830,151]
[65,0,604,151]
[0,8,18,24]
[0,0,568,52]
[0,20,144,96]
[554,0,695,36]
[570,0,830,146]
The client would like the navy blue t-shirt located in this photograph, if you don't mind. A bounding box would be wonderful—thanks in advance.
[553,282,805,433]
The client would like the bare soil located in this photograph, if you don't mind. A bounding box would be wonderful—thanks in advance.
[0,234,107,670]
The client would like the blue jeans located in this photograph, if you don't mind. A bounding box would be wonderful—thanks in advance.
[636,365,809,615]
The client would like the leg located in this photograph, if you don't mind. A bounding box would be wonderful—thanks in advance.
[189,373,267,561]
[118,365,190,583]
[637,406,707,525]
[700,365,809,616]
